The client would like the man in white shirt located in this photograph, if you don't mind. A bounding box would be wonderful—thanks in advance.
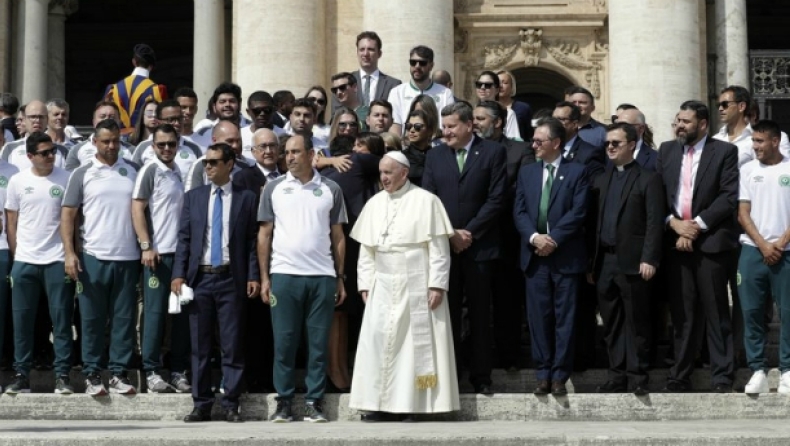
[131,100,202,174]
[3,133,72,395]
[173,88,199,139]
[65,101,135,171]
[240,91,283,164]
[1,100,68,170]
[713,85,754,167]
[192,82,250,149]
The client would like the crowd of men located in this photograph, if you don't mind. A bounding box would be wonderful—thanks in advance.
[0,32,787,423]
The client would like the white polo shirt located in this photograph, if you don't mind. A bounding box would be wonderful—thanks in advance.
[0,137,68,170]
[5,167,70,264]
[63,135,135,171]
[258,170,347,277]
[0,161,20,251]
[714,124,753,168]
[63,157,140,261]
[739,157,790,250]
[131,136,202,179]
[132,158,184,254]
[387,80,455,128]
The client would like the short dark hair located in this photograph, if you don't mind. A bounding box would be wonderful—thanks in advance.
[173,87,198,101]
[440,101,474,123]
[356,31,382,51]
[369,99,393,115]
[26,131,52,155]
[213,82,242,101]
[152,123,178,140]
[679,100,709,122]
[554,101,581,122]
[207,143,235,162]
[291,131,314,153]
[752,120,781,139]
[133,43,156,68]
[0,93,19,115]
[566,86,595,104]
[616,103,638,111]
[721,85,751,105]
[248,90,273,107]
[356,132,386,157]
[477,70,501,88]
[292,97,316,116]
[156,99,181,118]
[475,100,506,129]
[273,90,294,107]
[410,45,434,62]
[94,100,120,114]
[329,135,355,157]
[606,122,638,143]
[537,117,567,147]
[95,118,120,133]
[331,72,357,86]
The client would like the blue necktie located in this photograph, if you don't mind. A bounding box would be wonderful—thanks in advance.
[211,188,223,267]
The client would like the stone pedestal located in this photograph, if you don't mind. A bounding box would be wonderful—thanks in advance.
[363,0,454,86]
[714,0,749,91]
[609,0,705,145]
[21,0,49,102]
[193,0,225,119]
[232,0,325,102]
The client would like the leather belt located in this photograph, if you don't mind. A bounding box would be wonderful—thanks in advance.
[198,265,230,274]
[601,245,617,254]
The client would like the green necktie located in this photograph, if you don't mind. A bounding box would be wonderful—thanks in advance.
[537,164,555,234]
[457,148,467,172]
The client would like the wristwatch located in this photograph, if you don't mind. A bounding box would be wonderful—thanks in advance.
[140,241,151,251]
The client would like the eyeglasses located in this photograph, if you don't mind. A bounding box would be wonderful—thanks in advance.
[202,158,226,167]
[26,115,46,121]
[605,140,627,148]
[531,138,551,146]
[250,106,274,115]
[717,100,739,109]
[331,84,350,94]
[34,148,57,157]
[409,59,429,67]
[160,116,183,124]
[475,82,495,90]
[155,141,178,149]
[404,123,425,132]
[307,97,327,106]
[253,142,279,152]
[338,122,359,129]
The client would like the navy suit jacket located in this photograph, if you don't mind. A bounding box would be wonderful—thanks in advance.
[636,142,658,172]
[566,135,605,179]
[422,135,507,262]
[514,157,589,274]
[173,183,260,298]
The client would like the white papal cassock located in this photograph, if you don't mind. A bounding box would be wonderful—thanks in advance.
[349,181,460,414]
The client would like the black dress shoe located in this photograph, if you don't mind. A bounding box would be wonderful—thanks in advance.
[361,411,397,422]
[184,408,212,422]
[474,384,493,395]
[551,381,567,396]
[225,408,243,422]
[596,381,628,393]
[533,380,551,395]
[712,383,732,393]
[632,385,649,396]
[662,381,689,393]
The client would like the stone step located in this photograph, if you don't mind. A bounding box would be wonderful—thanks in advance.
[1,420,789,445]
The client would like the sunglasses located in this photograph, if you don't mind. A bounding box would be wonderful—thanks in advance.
[331,84,350,94]
[250,106,274,115]
[404,123,425,132]
[307,97,327,106]
[160,116,182,124]
[202,158,227,167]
[475,82,495,90]
[409,59,429,67]
[338,122,359,129]
[34,148,57,157]
[717,100,739,109]
[155,141,178,149]
[605,140,626,148]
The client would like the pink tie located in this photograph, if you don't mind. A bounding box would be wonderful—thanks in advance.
[681,146,695,220]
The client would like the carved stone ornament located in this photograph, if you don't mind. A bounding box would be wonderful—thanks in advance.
[482,41,519,69]
[546,40,602,98]
[751,54,790,99]
[520,28,543,67]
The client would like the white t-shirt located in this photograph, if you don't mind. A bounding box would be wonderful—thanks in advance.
[5,167,70,264]
[387,81,456,129]
[132,159,184,254]
[714,124,753,168]
[739,157,790,250]
[131,136,202,180]
[0,161,20,250]
[0,137,68,170]
[63,157,140,261]
[64,135,135,171]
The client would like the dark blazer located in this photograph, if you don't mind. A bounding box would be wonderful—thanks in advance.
[1,117,18,141]
[321,152,380,227]
[514,157,589,274]
[655,138,739,253]
[232,164,280,210]
[497,135,536,188]
[589,163,665,276]
[636,142,658,172]
[566,135,605,179]
[173,183,260,298]
[422,135,507,262]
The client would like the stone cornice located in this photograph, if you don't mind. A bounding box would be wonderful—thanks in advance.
[455,12,607,28]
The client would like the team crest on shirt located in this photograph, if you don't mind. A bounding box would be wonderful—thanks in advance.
[780,175,790,187]
[49,186,63,198]
[753,176,764,183]
[313,189,323,197]
[24,186,34,195]
[283,187,294,195]
[148,276,160,289]
[76,281,84,294]
[269,292,277,307]
[180,151,189,159]
[118,167,128,177]
[0,176,7,188]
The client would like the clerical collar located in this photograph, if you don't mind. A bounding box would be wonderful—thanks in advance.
[615,161,636,172]
[388,181,412,198]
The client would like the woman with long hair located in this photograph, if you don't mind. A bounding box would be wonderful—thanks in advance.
[401,109,437,187]
[304,86,331,143]
[130,99,159,146]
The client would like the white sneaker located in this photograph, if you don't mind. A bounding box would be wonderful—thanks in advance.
[85,373,107,396]
[146,372,171,393]
[109,374,137,394]
[778,371,790,394]
[744,370,769,394]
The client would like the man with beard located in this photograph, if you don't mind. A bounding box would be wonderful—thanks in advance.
[131,100,203,174]
[655,100,739,393]
[387,46,455,136]
[241,91,282,164]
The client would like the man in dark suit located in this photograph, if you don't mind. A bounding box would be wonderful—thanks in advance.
[589,123,665,395]
[173,143,260,422]
[232,128,281,393]
[656,100,739,393]
[616,108,658,171]
[514,117,589,395]
[422,101,507,394]
[473,100,535,369]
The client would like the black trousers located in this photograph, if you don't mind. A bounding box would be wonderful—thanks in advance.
[492,241,525,369]
[667,249,735,387]
[596,253,652,386]
[244,297,273,392]
[448,254,493,387]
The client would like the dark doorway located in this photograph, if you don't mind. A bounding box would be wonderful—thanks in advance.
[512,67,574,116]
[64,1,195,124]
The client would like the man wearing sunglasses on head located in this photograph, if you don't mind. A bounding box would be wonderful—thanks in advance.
[387,46,455,136]
[241,91,285,165]
[131,100,203,175]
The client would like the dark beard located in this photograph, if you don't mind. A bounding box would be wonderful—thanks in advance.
[675,129,698,146]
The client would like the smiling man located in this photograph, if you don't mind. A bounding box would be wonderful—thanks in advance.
[713,85,753,167]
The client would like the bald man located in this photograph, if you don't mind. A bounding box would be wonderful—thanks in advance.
[0,100,69,170]
[616,109,657,172]
[185,120,250,191]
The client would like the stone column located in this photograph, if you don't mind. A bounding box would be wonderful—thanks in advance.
[714,0,749,91]
[609,0,705,144]
[0,0,11,92]
[193,0,225,120]
[47,1,78,100]
[363,0,454,86]
[232,0,325,102]
[21,0,49,102]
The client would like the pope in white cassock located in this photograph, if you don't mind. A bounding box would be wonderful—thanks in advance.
[349,151,460,421]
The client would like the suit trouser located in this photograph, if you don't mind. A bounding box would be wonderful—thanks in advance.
[492,227,525,368]
[596,253,651,386]
[78,254,140,376]
[141,254,190,374]
[448,255,494,387]
[738,245,790,372]
[667,249,734,387]
[244,296,274,391]
[188,270,245,411]
[525,258,578,382]
[270,273,335,402]
[11,261,74,377]
[0,250,10,365]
